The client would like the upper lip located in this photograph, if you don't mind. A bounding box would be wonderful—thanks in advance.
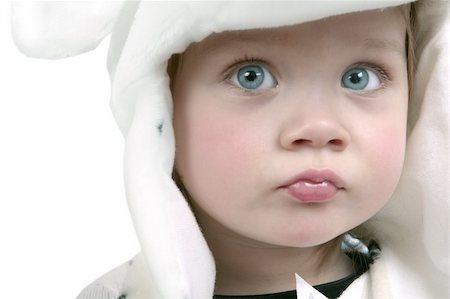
[279,169,346,189]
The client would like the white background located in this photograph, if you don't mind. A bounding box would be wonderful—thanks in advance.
[0,2,139,298]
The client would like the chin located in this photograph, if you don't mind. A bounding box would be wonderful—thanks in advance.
[260,227,346,249]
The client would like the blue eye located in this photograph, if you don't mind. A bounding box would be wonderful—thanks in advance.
[231,64,277,90]
[341,67,381,91]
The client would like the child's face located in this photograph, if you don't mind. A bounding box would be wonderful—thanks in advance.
[173,8,408,248]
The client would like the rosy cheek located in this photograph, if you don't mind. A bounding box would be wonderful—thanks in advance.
[366,124,406,189]
[196,119,255,174]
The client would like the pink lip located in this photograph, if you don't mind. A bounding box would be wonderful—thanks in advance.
[280,169,345,203]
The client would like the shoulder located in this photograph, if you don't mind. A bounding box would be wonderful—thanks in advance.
[339,250,393,299]
[76,253,157,299]
[76,257,134,299]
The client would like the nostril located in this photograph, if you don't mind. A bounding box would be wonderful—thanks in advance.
[292,139,344,147]
[329,139,344,146]
[293,139,311,146]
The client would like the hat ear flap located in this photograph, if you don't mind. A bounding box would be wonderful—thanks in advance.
[11,2,123,59]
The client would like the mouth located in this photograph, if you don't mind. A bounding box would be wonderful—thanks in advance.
[279,169,345,203]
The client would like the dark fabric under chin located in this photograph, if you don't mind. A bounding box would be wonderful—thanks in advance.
[213,240,380,299]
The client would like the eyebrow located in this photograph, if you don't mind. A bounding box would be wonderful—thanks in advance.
[362,37,406,55]
[198,34,406,57]
[198,31,278,55]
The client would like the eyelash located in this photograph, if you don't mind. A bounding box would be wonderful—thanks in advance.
[223,55,269,79]
[222,56,392,94]
[221,56,278,95]
[345,61,392,92]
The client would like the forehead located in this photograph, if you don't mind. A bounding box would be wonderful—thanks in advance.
[187,7,406,57]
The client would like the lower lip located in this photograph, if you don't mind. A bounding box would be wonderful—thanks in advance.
[285,180,338,203]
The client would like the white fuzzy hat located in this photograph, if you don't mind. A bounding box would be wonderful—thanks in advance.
[12,1,448,298]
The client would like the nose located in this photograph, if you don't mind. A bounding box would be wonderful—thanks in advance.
[279,118,350,151]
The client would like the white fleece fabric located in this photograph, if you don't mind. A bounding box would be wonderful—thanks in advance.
[12,1,449,298]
